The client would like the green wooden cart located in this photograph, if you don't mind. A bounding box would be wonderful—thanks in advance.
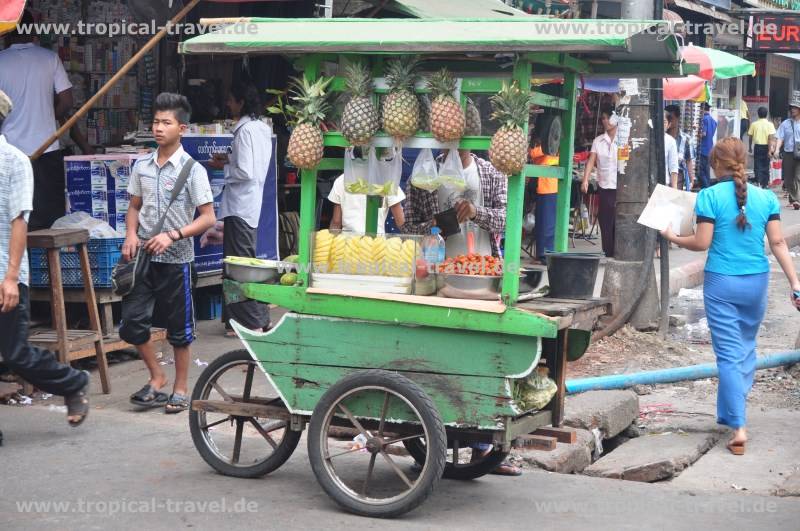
[180,17,690,518]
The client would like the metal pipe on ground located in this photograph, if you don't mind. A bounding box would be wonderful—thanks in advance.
[565,351,800,394]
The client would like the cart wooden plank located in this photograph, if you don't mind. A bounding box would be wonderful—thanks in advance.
[306,287,507,314]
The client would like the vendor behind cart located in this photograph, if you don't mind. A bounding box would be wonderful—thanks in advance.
[402,147,519,476]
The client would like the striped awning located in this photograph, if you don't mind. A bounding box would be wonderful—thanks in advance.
[0,0,26,36]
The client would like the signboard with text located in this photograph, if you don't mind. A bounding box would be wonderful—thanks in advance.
[749,14,800,52]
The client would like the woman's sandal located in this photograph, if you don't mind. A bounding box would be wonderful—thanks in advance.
[727,440,746,456]
[64,371,91,427]
[165,393,190,414]
[130,384,169,408]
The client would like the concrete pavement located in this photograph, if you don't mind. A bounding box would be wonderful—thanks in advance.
[2,404,799,531]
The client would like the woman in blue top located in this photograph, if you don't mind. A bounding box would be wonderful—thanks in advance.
[661,137,800,456]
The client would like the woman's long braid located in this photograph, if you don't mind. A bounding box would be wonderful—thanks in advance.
[710,137,750,231]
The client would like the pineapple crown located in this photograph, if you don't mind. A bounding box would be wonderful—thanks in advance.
[268,76,333,127]
[426,68,458,101]
[489,81,533,130]
[343,60,374,100]
[384,56,420,93]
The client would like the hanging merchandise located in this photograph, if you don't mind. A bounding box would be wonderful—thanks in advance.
[368,146,403,197]
[409,148,440,191]
[437,148,467,194]
[343,147,370,194]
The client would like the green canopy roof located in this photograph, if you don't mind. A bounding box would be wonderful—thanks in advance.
[180,17,681,67]
[378,0,532,18]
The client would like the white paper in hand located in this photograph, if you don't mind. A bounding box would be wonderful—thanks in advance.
[637,184,697,236]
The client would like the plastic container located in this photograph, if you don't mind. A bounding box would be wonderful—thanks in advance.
[545,251,601,300]
[422,227,446,266]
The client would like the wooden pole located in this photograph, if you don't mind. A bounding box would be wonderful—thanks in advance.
[30,0,202,160]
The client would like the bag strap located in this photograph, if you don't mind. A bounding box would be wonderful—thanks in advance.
[150,158,196,238]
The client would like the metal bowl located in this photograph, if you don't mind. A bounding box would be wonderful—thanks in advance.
[223,260,295,283]
[520,266,546,293]
[436,273,502,300]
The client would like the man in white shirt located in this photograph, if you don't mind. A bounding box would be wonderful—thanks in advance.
[208,83,272,334]
[581,108,618,257]
[328,174,405,234]
[664,114,680,188]
[0,11,76,229]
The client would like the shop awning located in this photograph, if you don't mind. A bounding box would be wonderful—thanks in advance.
[664,74,710,101]
[181,17,683,70]
[680,44,755,80]
[0,0,26,36]
[670,0,733,23]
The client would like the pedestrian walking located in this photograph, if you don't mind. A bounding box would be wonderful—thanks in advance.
[120,93,216,414]
[660,137,800,455]
[207,82,272,336]
[0,89,89,428]
[747,107,776,189]
[581,107,618,257]
[774,95,800,210]
[697,102,717,188]
[665,105,695,191]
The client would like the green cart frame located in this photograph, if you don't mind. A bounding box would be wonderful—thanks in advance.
[181,17,690,517]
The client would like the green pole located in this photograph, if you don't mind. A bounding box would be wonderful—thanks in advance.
[555,71,577,252]
[500,59,532,306]
[365,196,380,234]
[296,55,321,286]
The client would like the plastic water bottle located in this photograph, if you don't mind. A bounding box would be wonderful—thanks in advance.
[423,227,446,266]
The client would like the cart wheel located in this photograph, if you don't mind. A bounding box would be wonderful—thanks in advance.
[189,349,301,478]
[307,369,446,518]
[403,438,510,480]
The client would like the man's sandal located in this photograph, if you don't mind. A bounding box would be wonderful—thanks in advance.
[130,384,169,408]
[64,371,90,427]
[165,393,190,414]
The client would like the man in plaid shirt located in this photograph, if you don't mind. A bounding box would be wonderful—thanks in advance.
[403,150,507,256]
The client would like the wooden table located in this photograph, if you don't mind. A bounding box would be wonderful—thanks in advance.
[516,296,609,427]
[29,271,223,335]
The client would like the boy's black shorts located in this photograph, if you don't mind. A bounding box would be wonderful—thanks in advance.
[119,261,197,347]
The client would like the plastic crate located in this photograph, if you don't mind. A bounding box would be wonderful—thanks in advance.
[28,237,124,288]
[195,291,223,321]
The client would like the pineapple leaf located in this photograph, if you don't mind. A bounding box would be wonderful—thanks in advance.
[384,56,421,93]
[426,68,458,100]
[489,81,533,130]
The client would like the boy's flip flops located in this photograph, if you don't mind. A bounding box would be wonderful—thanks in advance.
[130,384,169,408]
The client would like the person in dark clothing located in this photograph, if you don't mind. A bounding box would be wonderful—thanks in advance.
[0,90,89,430]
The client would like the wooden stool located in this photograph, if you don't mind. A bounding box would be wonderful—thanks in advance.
[26,229,110,394]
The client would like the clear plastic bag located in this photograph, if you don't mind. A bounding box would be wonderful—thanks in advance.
[368,146,402,197]
[343,147,370,195]
[409,148,440,192]
[437,148,467,192]
[514,367,558,411]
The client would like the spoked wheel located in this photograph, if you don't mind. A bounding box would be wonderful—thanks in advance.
[403,438,510,480]
[307,369,446,518]
[189,349,301,478]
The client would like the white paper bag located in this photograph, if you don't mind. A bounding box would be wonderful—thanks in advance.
[637,184,697,236]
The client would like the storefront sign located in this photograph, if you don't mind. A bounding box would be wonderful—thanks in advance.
[749,14,800,52]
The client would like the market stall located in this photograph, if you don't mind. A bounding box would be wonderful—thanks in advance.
[179,16,689,517]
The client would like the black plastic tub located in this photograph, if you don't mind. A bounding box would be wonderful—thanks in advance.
[544,252,602,299]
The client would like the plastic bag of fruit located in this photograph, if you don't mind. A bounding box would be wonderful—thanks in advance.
[343,147,370,194]
[437,148,467,194]
[409,148,440,191]
[368,146,403,197]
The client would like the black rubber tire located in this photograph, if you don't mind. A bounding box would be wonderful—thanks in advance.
[538,113,563,156]
[189,349,301,478]
[403,438,510,480]
[307,369,447,518]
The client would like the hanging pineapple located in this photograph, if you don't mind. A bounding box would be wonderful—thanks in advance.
[488,81,533,176]
[464,97,482,136]
[382,56,420,140]
[340,61,379,146]
[427,68,465,142]
[284,76,333,170]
